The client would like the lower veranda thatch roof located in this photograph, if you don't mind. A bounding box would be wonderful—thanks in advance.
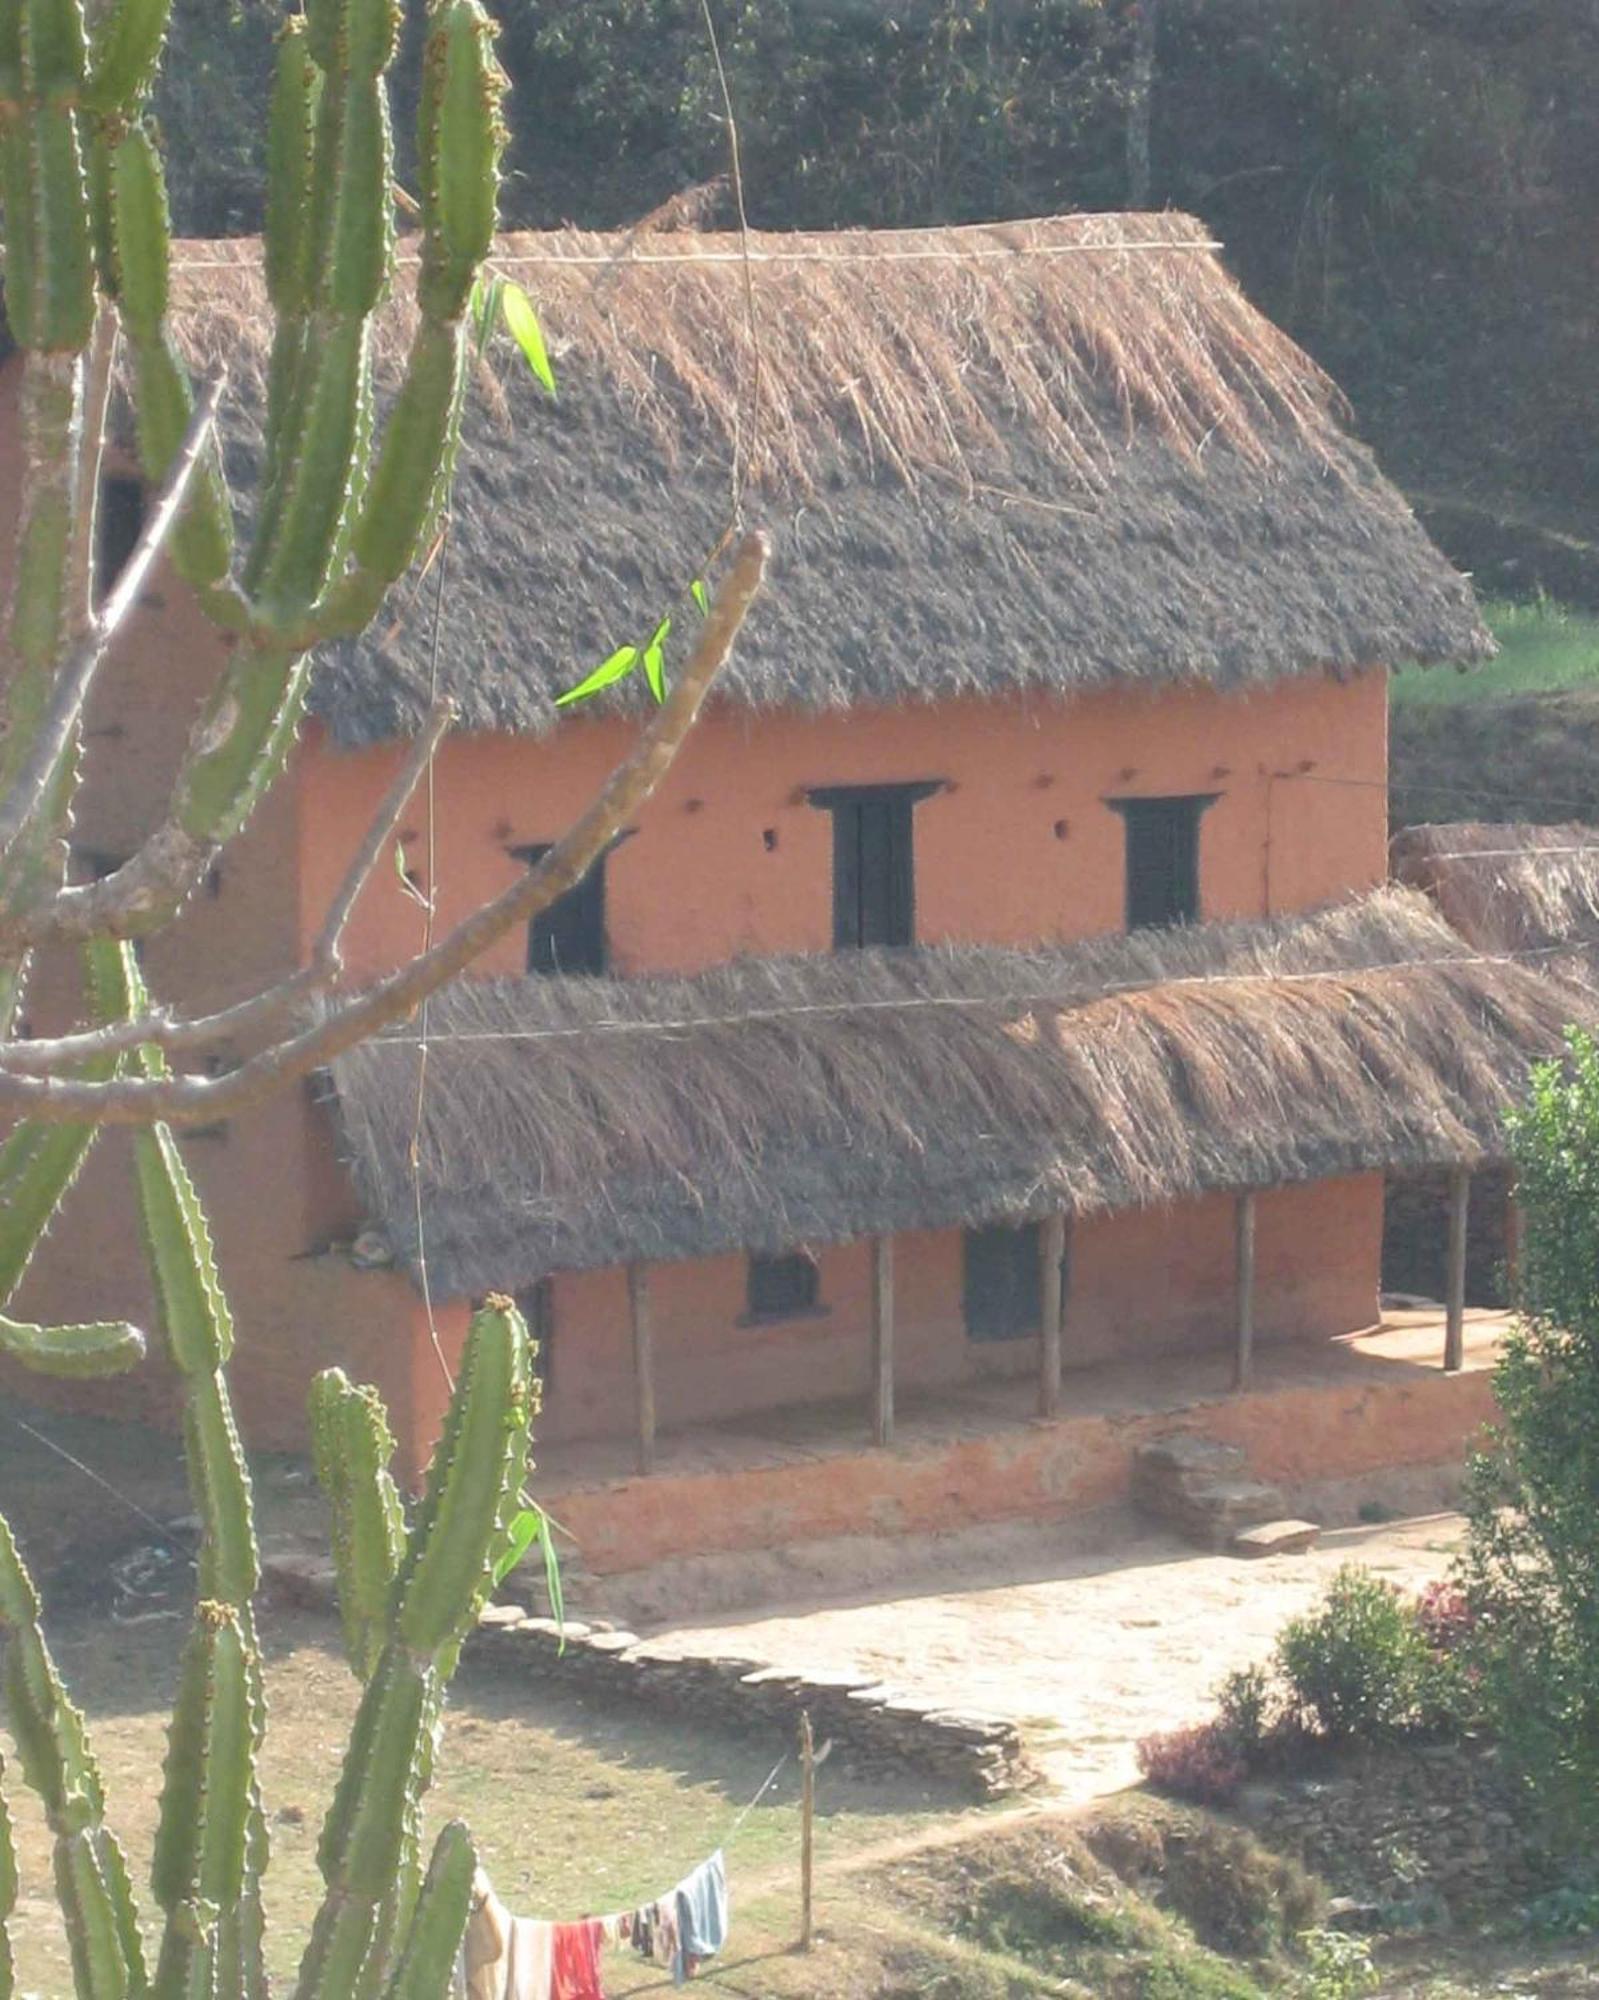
[328,886,1587,1297]
[167,214,1490,747]
[1395,821,1599,988]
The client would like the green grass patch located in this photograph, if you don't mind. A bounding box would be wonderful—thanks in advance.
[1392,597,1599,709]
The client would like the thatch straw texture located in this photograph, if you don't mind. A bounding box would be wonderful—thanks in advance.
[329,886,1586,1296]
[1394,821,1599,986]
[166,215,1489,746]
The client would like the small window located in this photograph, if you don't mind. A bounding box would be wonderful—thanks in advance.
[744,1251,821,1323]
[516,1278,555,1392]
[513,845,608,976]
[963,1223,1041,1342]
[810,781,941,950]
[96,475,146,596]
[1113,794,1217,931]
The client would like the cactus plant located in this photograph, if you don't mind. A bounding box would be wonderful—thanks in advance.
[0,0,548,1991]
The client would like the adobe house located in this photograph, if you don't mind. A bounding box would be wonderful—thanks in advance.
[3,215,1581,1521]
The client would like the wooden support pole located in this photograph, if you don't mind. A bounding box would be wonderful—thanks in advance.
[628,1260,656,1475]
[799,1710,815,1953]
[1039,1212,1067,1419]
[870,1234,895,1447]
[1232,1190,1257,1391]
[1445,1166,1470,1373]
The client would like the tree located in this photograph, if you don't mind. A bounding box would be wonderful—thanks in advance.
[1462,1028,1599,1845]
[0,0,764,1990]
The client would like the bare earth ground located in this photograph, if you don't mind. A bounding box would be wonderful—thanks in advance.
[4,1403,1590,1996]
[624,1502,1467,1799]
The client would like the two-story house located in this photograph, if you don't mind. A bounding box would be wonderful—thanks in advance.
[4,215,1574,1532]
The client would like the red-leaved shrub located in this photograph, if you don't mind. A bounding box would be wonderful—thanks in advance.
[1414,1580,1474,1655]
[1136,1721,1246,1806]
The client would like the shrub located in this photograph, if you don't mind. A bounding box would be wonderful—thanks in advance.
[1294,1927,1377,2000]
[1136,1722,1247,1807]
[1413,1580,1473,1655]
[1275,1565,1431,1741]
[1461,1029,1599,1843]
[1214,1664,1280,1760]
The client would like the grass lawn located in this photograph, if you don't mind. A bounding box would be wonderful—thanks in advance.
[1392,596,1599,709]
[1,1604,959,1994]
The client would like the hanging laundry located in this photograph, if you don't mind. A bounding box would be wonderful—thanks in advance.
[550,1916,607,2000]
[464,1880,556,2000]
[674,1850,729,1984]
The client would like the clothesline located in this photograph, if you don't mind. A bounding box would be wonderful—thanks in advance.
[462,1751,791,1999]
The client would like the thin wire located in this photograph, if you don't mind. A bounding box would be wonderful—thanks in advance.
[2,1412,190,1550]
[411,531,451,1397]
[724,1749,792,1844]
[699,0,759,523]
[366,934,1598,1055]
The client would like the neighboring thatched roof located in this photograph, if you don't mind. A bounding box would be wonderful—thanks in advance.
[167,215,1490,747]
[328,886,1586,1296]
[1394,821,1599,987]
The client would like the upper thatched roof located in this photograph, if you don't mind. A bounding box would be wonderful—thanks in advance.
[1394,821,1599,987]
[328,886,1585,1296]
[167,215,1489,747]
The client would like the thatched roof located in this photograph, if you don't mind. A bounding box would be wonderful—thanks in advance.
[328,886,1586,1296]
[166,215,1489,747]
[1394,821,1599,987]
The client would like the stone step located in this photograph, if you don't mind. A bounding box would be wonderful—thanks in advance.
[1132,1432,1286,1549]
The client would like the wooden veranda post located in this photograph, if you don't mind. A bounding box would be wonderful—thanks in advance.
[1445,1167,1470,1373]
[1039,1213,1067,1418]
[799,1710,816,1952]
[628,1260,656,1474]
[1232,1190,1257,1391]
[870,1234,895,1447]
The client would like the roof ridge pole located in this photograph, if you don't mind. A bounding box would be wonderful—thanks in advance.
[1232,1190,1257,1392]
[1445,1169,1470,1373]
[628,1261,656,1475]
[870,1236,895,1448]
[1038,1214,1067,1419]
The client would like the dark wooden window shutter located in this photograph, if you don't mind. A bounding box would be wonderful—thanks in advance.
[1112,794,1218,931]
[513,844,609,975]
[962,1223,1043,1342]
[745,1251,822,1322]
[810,781,941,949]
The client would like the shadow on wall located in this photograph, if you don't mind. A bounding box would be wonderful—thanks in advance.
[1382,1168,1512,1310]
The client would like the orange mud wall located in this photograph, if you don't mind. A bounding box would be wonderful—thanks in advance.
[0,350,1391,1479]
[297,669,1389,977]
[407,1174,1385,1456]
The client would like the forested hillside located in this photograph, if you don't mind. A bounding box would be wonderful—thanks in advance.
[166,0,1599,578]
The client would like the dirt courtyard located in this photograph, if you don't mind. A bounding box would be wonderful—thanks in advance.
[622,1497,1466,1798]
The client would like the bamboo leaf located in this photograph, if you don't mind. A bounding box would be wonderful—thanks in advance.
[490,1509,540,1588]
[642,616,671,704]
[690,578,710,618]
[500,282,556,398]
[555,644,638,708]
[469,273,501,363]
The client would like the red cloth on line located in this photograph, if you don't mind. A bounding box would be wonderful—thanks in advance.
[551,1918,607,2000]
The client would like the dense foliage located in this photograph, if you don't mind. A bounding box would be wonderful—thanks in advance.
[1462,1029,1599,1845]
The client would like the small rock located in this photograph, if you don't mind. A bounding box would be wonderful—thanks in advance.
[1232,1518,1322,1558]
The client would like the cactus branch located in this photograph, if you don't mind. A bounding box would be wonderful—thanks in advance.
[0,530,769,1121]
[0,371,227,869]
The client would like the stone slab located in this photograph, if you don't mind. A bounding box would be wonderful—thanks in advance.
[1232,1518,1323,1558]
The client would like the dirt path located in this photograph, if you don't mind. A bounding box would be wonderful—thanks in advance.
[637,1510,1465,1799]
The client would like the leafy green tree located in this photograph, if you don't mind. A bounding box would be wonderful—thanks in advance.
[1463,1028,1599,1844]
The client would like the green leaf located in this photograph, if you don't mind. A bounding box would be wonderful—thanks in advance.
[556,644,638,707]
[500,282,557,398]
[491,1509,541,1588]
[470,274,502,363]
[690,578,710,618]
[642,616,671,704]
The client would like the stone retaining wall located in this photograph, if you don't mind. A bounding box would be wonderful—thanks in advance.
[263,1549,1038,1799]
[463,1604,1039,1800]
